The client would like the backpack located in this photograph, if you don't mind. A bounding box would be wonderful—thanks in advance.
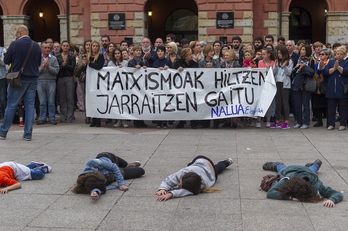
[259,174,280,192]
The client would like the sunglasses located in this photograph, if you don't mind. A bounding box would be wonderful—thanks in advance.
[319,53,326,56]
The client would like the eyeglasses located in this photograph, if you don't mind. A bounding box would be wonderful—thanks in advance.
[101,40,108,42]
[319,53,326,56]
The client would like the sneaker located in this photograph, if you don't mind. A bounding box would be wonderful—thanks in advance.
[293,124,302,129]
[19,121,24,127]
[35,165,52,173]
[49,120,57,125]
[305,159,322,168]
[22,136,32,141]
[281,122,290,129]
[327,126,335,130]
[162,124,167,128]
[36,120,46,125]
[266,122,271,128]
[270,122,281,128]
[156,125,161,128]
[255,122,261,128]
[0,133,6,140]
[339,126,346,131]
[127,161,141,168]
[30,161,47,167]
[300,125,309,129]
[225,158,233,166]
[114,121,122,128]
[262,162,281,171]
[122,121,129,128]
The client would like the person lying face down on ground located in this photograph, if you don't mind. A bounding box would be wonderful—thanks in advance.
[262,159,343,207]
[0,161,52,194]
[155,155,233,201]
[73,152,145,200]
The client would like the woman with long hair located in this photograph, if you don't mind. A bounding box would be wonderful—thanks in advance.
[155,155,233,201]
[73,152,144,201]
[80,41,105,127]
[270,46,293,129]
[74,39,92,124]
[262,160,343,207]
[292,45,315,129]
[56,40,76,123]
[104,42,116,66]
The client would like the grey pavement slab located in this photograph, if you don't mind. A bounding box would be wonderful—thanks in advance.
[0,112,347,230]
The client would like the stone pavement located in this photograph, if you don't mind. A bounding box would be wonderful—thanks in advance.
[0,111,347,231]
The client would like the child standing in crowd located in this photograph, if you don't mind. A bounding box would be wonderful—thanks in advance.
[243,50,257,68]
[270,46,293,129]
[0,161,52,193]
[256,48,276,128]
[73,152,145,201]
[155,155,233,201]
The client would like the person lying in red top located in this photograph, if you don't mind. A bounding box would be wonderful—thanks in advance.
[0,161,52,194]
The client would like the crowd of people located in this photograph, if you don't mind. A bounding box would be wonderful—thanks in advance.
[1,27,348,139]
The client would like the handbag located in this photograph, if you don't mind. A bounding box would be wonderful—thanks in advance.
[304,78,317,92]
[259,174,280,192]
[6,41,34,88]
[78,71,86,83]
[339,75,348,94]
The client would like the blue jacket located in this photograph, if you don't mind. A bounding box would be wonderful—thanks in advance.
[324,59,348,98]
[4,36,41,77]
[79,157,126,196]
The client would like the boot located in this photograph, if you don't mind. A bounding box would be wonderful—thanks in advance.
[90,118,97,127]
[262,162,282,172]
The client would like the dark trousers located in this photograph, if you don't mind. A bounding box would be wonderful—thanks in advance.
[327,98,348,127]
[96,152,145,179]
[292,89,312,125]
[275,82,290,121]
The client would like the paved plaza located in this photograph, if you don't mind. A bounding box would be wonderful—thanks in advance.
[0,111,347,231]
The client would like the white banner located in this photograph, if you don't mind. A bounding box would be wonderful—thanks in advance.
[86,66,276,120]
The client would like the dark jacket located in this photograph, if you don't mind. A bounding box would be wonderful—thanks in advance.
[127,57,148,68]
[267,166,343,204]
[173,59,198,69]
[56,52,76,78]
[152,58,171,68]
[292,58,315,91]
[324,59,348,99]
[4,36,41,77]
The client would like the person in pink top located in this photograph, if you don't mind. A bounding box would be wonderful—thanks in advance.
[256,48,275,128]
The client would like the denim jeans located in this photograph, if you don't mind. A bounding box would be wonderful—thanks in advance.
[37,80,56,120]
[276,163,319,175]
[26,163,45,180]
[0,77,38,137]
[292,89,312,125]
[0,78,7,117]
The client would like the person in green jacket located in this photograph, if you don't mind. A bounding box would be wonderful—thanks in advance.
[262,159,343,207]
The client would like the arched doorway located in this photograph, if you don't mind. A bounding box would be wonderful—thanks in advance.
[24,0,60,42]
[145,0,198,43]
[289,0,327,43]
[289,7,312,43]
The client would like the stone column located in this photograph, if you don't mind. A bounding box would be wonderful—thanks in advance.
[326,12,348,44]
[1,15,30,48]
[281,12,290,40]
[58,15,68,42]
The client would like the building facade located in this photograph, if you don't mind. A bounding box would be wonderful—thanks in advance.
[0,0,347,47]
